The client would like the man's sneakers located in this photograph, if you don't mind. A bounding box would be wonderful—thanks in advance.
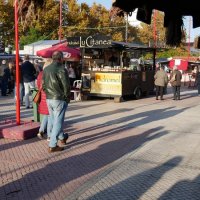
[60,133,69,145]
[48,146,64,153]
[37,132,44,139]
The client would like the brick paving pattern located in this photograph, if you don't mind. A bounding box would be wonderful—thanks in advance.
[0,87,200,200]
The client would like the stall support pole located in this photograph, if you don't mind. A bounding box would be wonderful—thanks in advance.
[14,0,20,125]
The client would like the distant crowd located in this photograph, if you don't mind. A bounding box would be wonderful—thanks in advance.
[154,65,200,100]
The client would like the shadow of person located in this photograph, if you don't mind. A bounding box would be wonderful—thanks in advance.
[84,157,182,200]
[1,126,168,199]
[158,175,200,200]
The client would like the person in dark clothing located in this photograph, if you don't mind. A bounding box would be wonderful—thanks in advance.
[13,58,24,105]
[109,53,118,67]
[43,51,70,153]
[0,60,11,96]
[170,65,182,100]
[122,52,130,67]
[21,54,36,109]
[8,61,15,94]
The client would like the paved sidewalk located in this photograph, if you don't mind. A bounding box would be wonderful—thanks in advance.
[0,87,200,200]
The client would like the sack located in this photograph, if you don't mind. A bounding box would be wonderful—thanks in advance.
[170,74,176,83]
[33,89,41,104]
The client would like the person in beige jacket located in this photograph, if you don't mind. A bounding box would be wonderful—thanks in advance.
[154,66,168,100]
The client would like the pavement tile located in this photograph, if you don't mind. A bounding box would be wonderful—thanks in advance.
[0,87,200,200]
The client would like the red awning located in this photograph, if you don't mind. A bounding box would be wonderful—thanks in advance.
[169,59,188,71]
[36,42,80,61]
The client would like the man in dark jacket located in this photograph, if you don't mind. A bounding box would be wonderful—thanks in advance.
[43,51,71,153]
[170,65,182,100]
[0,60,11,96]
[21,54,36,108]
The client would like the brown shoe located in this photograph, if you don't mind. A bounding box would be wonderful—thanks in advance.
[60,133,69,145]
[48,146,64,153]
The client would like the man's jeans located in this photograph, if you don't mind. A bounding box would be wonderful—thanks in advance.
[39,114,52,138]
[24,81,35,107]
[47,99,68,148]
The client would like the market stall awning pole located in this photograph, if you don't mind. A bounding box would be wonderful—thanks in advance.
[14,0,20,125]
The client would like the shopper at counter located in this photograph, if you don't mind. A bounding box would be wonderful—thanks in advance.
[122,52,130,67]
[109,53,118,67]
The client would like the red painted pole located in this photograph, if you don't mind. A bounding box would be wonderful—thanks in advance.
[59,0,62,42]
[153,10,157,48]
[14,0,20,125]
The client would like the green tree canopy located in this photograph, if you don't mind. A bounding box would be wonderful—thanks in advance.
[0,0,15,46]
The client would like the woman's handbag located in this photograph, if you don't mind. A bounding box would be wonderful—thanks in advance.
[33,88,42,104]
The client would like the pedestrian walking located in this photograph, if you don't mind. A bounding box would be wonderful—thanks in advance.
[37,58,53,140]
[42,51,71,153]
[0,60,11,96]
[170,65,182,100]
[21,54,36,109]
[154,66,168,100]
[13,58,24,106]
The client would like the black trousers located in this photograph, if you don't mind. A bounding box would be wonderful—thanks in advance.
[172,86,181,100]
[156,85,164,99]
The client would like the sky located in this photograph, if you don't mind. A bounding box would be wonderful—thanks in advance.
[77,0,111,9]
[77,0,200,42]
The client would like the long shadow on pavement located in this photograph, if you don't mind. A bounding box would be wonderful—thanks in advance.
[159,175,200,200]
[66,108,133,125]
[78,156,182,200]
[66,106,189,149]
[0,126,168,199]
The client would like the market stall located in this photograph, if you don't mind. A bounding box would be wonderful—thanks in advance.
[67,35,156,102]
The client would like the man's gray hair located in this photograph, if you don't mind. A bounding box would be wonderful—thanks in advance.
[52,51,63,62]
